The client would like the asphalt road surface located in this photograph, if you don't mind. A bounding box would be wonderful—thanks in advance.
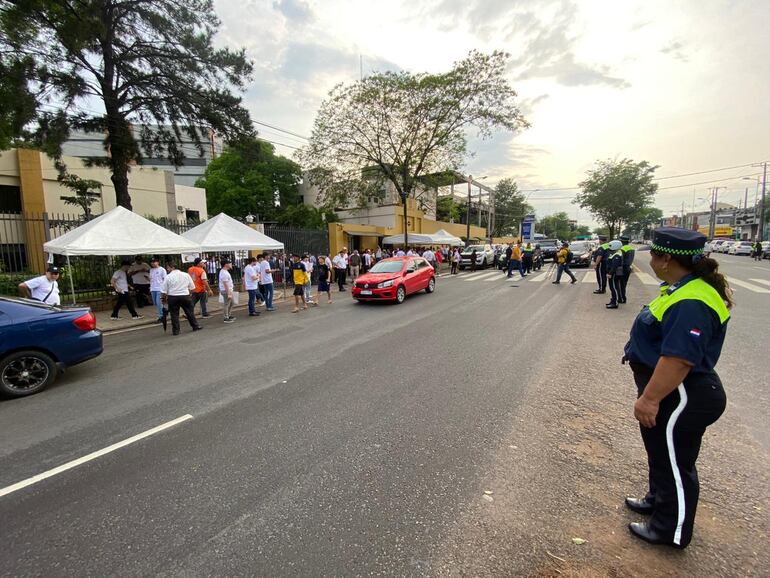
[1,251,767,577]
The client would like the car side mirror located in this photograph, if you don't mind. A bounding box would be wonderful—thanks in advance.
[406,268,415,274]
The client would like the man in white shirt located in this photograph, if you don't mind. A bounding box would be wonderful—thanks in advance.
[332,250,347,292]
[128,256,151,308]
[219,258,236,323]
[243,257,262,317]
[363,249,372,272]
[110,260,142,320]
[396,248,406,257]
[18,266,61,305]
[258,253,276,311]
[302,255,315,305]
[161,261,201,335]
[149,257,167,322]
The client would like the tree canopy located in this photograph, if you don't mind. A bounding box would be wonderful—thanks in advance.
[575,158,658,239]
[623,207,663,240]
[537,212,576,240]
[0,0,254,209]
[58,173,102,220]
[196,138,318,224]
[298,50,528,245]
[492,178,532,237]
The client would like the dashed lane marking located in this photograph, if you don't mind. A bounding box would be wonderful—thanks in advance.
[633,270,659,285]
[529,273,550,282]
[729,278,770,293]
[462,271,499,282]
[0,414,194,499]
[749,278,770,288]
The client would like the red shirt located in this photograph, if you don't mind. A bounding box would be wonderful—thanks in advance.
[187,266,208,293]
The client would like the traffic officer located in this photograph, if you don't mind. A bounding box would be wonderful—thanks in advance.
[605,240,624,309]
[622,227,732,549]
[522,243,534,275]
[619,236,635,303]
[593,235,609,294]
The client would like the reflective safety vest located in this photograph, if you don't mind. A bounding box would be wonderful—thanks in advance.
[648,278,730,324]
[621,244,634,253]
[523,247,533,253]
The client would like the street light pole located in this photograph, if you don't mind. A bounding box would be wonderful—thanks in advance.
[466,175,472,246]
[760,162,767,241]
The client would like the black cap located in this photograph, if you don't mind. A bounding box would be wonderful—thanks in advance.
[150,256,159,262]
[193,257,202,265]
[220,258,231,265]
[651,227,706,255]
[47,265,60,273]
[620,236,630,243]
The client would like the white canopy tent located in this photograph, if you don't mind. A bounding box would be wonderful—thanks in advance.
[43,205,202,304]
[182,212,284,251]
[382,232,436,246]
[430,229,464,246]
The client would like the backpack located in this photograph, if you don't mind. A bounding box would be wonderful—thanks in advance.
[565,250,573,263]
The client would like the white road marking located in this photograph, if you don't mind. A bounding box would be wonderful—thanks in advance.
[528,273,549,282]
[728,278,770,293]
[485,273,507,281]
[582,271,596,283]
[749,278,770,288]
[633,270,659,285]
[0,414,194,498]
[462,271,498,282]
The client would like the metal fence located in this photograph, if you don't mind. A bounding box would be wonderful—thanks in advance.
[0,211,328,301]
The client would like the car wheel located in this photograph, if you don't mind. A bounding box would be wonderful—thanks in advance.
[395,285,406,304]
[0,350,57,398]
[425,277,435,293]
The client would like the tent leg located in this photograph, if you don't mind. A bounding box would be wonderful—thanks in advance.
[67,254,76,305]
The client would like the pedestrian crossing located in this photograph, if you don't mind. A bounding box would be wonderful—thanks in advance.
[442,269,770,294]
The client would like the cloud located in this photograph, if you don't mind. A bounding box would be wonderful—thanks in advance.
[273,0,315,25]
[517,93,550,117]
[520,54,629,88]
[660,40,689,62]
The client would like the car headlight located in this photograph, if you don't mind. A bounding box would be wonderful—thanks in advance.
[378,280,394,288]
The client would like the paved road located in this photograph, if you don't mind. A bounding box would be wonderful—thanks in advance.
[0,250,767,576]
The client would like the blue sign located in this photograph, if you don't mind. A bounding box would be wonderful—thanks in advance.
[521,221,533,239]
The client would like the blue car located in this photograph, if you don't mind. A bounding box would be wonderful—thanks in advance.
[0,297,103,398]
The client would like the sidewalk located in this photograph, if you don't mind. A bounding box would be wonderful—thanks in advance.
[95,289,291,334]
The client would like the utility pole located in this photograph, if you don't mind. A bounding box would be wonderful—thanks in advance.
[477,185,482,227]
[760,162,767,241]
[488,187,495,240]
[708,187,717,239]
[466,175,472,246]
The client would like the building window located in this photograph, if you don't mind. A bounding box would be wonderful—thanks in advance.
[185,209,200,223]
[0,185,22,212]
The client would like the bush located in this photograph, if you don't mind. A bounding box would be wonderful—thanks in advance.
[0,273,28,297]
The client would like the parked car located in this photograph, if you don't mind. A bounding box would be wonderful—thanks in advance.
[459,244,494,269]
[567,241,595,267]
[715,240,732,253]
[537,239,560,262]
[352,257,435,304]
[0,297,103,398]
[729,240,753,256]
[710,239,725,253]
[762,241,770,259]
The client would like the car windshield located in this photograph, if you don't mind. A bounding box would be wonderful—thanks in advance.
[464,245,484,252]
[568,242,589,252]
[368,261,404,273]
[539,239,558,247]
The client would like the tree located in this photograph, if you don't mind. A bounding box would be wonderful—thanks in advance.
[275,204,338,230]
[575,158,658,239]
[623,207,663,240]
[298,51,529,246]
[537,212,575,240]
[436,195,462,223]
[196,138,303,220]
[492,178,531,237]
[574,225,591,238]
[1,0,254,209]
[59,173,102,220]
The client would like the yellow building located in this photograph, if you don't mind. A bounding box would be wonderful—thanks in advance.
[0,148,207,272]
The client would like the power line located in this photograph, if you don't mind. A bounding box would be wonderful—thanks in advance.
[253,120,308,141]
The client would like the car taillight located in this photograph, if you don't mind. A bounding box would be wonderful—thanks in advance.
[73,311,96,332]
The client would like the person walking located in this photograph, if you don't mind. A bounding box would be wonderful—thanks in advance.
[149,257,167,323]
[110,260,142,320]
[619,236,636,304]
[507,243,525,278]
[219,258,236,323]
[622,227,732,549]
[422,247,436,271]
[128,256,151,308]
[593,235,609,294]
[363,249,372,272]
[349,250,361,280]
[258,254,276,311]
[243,256,261,318]
[333,250,347,292]
[470,248,478,272]
[606,240,624,309]
[161,262,201,335]
[188,257,212,318]
[302,254,316,305]
[451,248,460,274]
[375,246,383,261]
[291,254,309,312]
[317,253,333,304]
[522,243,534,275]
[18,265,61,305]
[552,241,577,284]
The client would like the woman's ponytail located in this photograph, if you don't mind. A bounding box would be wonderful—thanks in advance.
[692,256,734,308]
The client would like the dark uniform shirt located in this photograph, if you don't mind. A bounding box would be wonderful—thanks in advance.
[607,250,624,276]
[593,243,608,263]
[624,275,728,374]
[621,244,635,275]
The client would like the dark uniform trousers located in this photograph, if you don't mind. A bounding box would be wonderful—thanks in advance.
[167,295,199,334]
[596,261,607,292]
[619,271,629,302]
[608,273,623,305]
[631,363,726,547]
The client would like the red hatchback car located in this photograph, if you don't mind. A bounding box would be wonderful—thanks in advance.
[351,257,436,304]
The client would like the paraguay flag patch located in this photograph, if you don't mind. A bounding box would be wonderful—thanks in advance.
[689,328,702,338]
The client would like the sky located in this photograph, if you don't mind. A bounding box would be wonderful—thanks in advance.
[213,0,770,227]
